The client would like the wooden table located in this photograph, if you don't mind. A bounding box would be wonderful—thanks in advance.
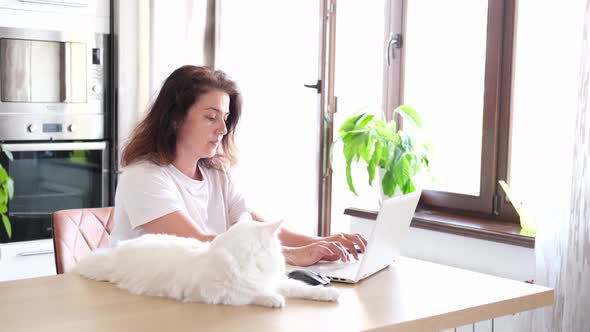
[0,257,552,332]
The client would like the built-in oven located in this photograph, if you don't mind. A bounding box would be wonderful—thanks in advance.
[0,142,109,243]
[0,26,110,244]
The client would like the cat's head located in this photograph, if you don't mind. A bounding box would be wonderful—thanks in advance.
[210,216,285,275]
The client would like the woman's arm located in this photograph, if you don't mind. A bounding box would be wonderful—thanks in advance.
[250,211,319,246]
[141,210,216,242]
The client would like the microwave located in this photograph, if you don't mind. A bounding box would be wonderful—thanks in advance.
[0,26,107,141]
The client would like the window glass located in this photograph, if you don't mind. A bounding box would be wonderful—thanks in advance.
[331,0,387,233]
[217,2,321,234]
[404,1,489,196]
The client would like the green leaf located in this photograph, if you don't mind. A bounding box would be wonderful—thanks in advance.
[343,144,358,196]
[0,204,6,213]
[399,131,415,152]
[394,105,423,128]
[0,183,6,201]
[402,179,416,194]
[374,120,397,142]
[0,166,7,182]
[393,154,412,193]
[356,114,374,129]
[345,159,358,196]
[2,214,11,239]
[381,168,397,197]
[359,133,374,163]
[392,145,404,166]
[381,142,397,170]
[344,129,372,159]
[367,140,383,185]
[340,113,365,133]
[6,177,14,200]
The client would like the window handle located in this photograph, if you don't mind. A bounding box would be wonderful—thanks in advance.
[386,33,403,65]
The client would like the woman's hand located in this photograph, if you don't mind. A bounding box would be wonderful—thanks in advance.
[283,241,351,267]
[282,232,368,267]
[321,232,368,260]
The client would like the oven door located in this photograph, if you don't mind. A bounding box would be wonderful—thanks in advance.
[0,142,108,243]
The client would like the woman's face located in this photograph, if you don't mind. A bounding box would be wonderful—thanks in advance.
[176,89,230,160]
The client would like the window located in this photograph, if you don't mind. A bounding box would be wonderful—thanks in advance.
[395,0,518,222]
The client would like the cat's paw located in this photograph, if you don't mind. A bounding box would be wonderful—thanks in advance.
[253,294,285,308]
[314,286,340,302]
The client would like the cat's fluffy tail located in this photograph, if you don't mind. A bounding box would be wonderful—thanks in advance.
[72,248,115,281]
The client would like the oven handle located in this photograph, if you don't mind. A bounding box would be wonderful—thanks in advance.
[1,142,107,152]
[17,250,54,257]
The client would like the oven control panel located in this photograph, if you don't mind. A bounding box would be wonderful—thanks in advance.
[0,114,104,141]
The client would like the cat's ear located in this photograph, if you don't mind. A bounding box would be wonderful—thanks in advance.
[262,219,284,235]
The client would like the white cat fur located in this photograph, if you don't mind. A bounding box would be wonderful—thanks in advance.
[73,217,339,308]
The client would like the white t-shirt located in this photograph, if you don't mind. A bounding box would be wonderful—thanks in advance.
[109,161,250,246]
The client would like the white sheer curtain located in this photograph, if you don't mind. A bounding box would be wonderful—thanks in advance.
[510,0,590,330]
[531,2,590,330]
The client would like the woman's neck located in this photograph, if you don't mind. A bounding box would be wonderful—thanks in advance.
[172,153,203,181]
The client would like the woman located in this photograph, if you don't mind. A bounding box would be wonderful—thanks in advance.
[110,65,367,267]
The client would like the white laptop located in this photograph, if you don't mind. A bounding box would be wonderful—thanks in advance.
[291,190,421,284]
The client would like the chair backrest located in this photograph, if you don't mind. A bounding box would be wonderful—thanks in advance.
[52,207,114,274]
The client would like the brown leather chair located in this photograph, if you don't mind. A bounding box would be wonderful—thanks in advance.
[52,207,114,274]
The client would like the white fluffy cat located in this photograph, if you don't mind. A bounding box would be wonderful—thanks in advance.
[73,217,339,308]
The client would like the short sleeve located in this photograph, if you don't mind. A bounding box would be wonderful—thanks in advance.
[226,168,251,226]
[118,163,184,229]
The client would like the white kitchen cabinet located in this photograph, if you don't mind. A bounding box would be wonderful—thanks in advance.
[0,0,109,33]
[0,239,56,281]
[0,0,109,17]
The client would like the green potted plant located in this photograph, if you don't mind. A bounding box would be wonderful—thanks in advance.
[337,105,431,198]
[0,151,14,239]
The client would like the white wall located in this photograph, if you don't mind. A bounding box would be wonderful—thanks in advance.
[400,228,535,281]
[349,217,535,281]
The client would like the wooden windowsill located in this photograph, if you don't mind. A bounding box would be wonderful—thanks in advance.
[343,208,535,249]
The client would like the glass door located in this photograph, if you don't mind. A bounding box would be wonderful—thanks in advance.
[216,2,323,234]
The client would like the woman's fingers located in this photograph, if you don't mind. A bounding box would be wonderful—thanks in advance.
[337,233,359,260]
[349,233,368,254]
[338,232,369,256]
[354,232,369,246]
[321,241,350,263]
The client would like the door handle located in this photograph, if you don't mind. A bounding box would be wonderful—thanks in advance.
[304,79,322,93]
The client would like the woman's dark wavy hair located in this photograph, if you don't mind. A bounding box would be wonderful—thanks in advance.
[121,65,241,170]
